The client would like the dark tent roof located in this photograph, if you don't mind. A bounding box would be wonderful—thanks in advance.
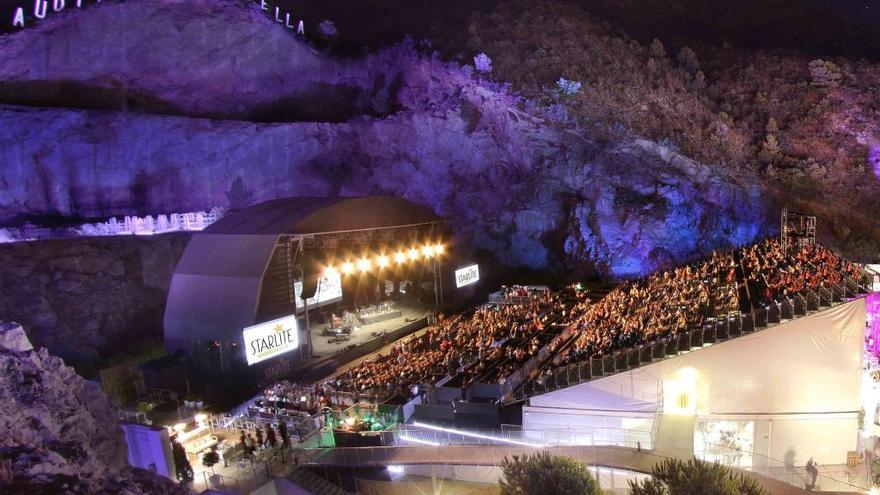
[204,196,442,236]
[164,196,442,350]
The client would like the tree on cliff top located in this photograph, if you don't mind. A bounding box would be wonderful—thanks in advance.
[226,177,255,210]
[499,451,601,495]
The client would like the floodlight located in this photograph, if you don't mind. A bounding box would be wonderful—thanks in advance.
[357,258,371,272]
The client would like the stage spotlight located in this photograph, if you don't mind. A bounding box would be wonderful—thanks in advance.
[377,255,390,268]
[357,258,371,272]
[422,245,434,258]
[407,248,419,261]
[341,261,354,274]
[324,266,338,277]
[394,251,407,264]
[434,243,445,255]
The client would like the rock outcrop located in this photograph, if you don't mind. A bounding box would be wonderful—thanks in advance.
[0,322,33,352]
[0,0,771,278]
[0,324,187,494]
[0,233,190,364]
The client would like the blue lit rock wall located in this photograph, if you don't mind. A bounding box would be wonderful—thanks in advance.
[0,0,771,278]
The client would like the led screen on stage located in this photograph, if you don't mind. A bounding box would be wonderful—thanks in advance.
[455,264,480,288]
[294,270,343,313]
[242,315,299,366]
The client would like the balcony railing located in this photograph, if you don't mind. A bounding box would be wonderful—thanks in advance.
[513,278,868,401]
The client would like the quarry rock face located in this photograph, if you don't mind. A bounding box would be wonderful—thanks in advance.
[0,0,770,279]
[0,0,375,121]
[0,326,187,494]
[0,234,191,363]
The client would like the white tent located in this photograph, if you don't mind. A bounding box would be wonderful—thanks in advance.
[524,299,866,465]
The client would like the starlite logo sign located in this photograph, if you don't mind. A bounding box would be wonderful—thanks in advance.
[242,315,299,366]
[5,0,306,33]
[454,263,480,288]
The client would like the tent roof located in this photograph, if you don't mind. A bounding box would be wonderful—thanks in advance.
[164,196,442,348]
[204,196,442,236]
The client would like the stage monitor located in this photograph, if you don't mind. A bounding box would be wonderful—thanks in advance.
[242,315,299,366]
[455,264,480,288]
[294,270,343,313]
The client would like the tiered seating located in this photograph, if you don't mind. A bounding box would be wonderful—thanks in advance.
[521,239,865,397]
[323,289,565,401]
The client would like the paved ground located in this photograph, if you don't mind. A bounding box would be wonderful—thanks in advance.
[297,444,851,495]
[356,477,501,495]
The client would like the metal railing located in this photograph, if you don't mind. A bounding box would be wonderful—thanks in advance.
[189,452,274,494]
[696,443,869,493]
[299,424,654,451]
[191,423,869,494]
[513,280,867,401]
[208,413,324,447]
[292,437,868,495]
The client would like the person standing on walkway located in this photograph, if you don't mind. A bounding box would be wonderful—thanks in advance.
[806,457,818,490]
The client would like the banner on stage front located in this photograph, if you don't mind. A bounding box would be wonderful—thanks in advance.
[455,264,480,288]
[242,315,299,366]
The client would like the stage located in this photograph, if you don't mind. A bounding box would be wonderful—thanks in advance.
[310,303,432,358]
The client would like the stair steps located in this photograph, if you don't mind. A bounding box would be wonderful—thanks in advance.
[289,467,351,495]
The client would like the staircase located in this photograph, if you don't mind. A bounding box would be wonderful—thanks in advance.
[508,278,868,403]
[498,282,617,403]
[289,467,351,495]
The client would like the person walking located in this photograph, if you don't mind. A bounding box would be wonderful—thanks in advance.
[806,457,818,490]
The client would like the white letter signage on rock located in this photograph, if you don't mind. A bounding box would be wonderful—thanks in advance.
[34,0,48,19]
[242,315,299,366]
[9,0,306,34]
[12,7,25,27]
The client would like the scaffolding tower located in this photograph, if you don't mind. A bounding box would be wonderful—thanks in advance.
[780,208,817,254]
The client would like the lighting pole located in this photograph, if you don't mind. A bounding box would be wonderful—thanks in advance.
[295,239,313,359]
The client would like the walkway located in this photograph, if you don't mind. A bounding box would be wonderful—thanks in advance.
[297,444,825,495]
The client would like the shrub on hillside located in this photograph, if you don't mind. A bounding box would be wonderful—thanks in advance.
[556,77,582,96]
[808,59,842,88]
[474,52,493,73]
[630,458,767,495]
[500,451,601,495]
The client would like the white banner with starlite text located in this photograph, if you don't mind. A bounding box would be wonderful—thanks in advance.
[455,264,480,288]
[242,315,299,366]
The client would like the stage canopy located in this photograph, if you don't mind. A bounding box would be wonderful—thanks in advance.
[163,196,444,367]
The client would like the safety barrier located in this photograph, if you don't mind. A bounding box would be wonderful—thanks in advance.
[513,279,868,402]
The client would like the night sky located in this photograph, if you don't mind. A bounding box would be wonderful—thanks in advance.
[2,0,880,59]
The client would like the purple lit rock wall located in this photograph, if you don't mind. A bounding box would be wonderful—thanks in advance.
[0,0,771,278]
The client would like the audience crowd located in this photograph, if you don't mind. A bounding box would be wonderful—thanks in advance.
[557,239,864,367]
[252,239,863,409]
[324,290,561,399]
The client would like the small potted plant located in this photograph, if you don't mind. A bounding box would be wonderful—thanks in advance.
[202,449,221,486]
